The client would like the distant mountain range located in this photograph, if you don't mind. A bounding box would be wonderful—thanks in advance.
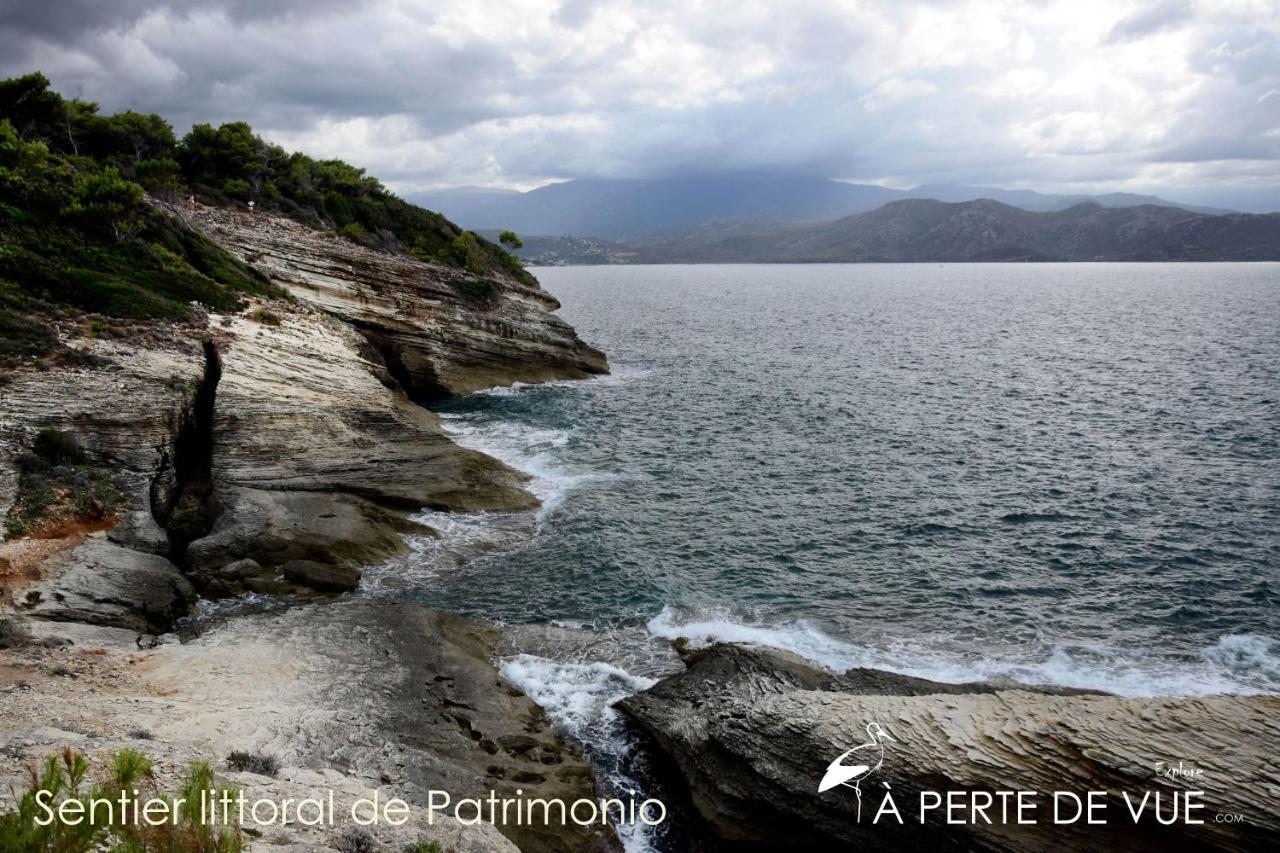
[410,174,1232,242]
[502,199,1280,264]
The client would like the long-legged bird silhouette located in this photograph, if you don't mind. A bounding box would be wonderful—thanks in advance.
[818,721,895,821]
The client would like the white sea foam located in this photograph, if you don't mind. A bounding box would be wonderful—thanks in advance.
[500,654,657,741]
[499,654,659,853]
[440,417,613,523]
[647,607,1280,697]
[474,367,651,398]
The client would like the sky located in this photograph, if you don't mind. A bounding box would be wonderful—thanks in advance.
[1,0,1278,210]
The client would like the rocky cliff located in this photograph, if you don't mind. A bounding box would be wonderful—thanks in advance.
[0,199,615,850]
[619,643,1280,851]
[2,198,607,616]
[183,203,607,397]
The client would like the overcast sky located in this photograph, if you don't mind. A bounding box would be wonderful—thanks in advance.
[2,0,1277,209]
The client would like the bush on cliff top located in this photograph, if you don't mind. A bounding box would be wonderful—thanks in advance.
[0,76,279,366]
[173,118,534,284]
[0,71,530,366]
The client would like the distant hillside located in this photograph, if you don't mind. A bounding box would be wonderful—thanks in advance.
[762,199,1280,261]
[411,174,1232,241]
[475,230,637,265]
[907,183,1230,216]
[413,174,903,240]
[520,199,1280,264]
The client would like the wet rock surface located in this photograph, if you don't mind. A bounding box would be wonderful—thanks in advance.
[619,643,1280,852]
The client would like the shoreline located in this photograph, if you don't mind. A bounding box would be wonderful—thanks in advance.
[0,202,619,851]
[3,205,1277,852]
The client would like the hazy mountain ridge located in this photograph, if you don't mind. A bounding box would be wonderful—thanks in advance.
[410,174,1236,242]
[523,199,1280,264]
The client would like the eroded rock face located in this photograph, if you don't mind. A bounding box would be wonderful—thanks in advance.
[185,485,424,577]
[186,204,609,397]
[210,310,536,512]
[149,600,616,853]
[619,643,1280,851]
[0,333,207,527]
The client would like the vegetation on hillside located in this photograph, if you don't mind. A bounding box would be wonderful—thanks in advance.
[176,119,532,283]
[0,72,532,368]
[4,427,126,539]
[0,73,276,366]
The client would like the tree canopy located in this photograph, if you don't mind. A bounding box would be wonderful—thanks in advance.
[0,72,534,365]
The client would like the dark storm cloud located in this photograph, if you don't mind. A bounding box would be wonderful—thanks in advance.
[0,0,352,37]
[0,0,1275,208]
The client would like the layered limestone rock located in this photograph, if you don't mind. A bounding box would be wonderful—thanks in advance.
[181,308,539,589]
[209,310,534,511]
[184,203,608,397]
[619,643,1280,851]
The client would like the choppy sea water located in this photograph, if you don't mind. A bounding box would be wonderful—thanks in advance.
[362,262,1279,850]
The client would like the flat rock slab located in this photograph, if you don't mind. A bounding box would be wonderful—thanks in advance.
[151,599,614,852]
[619,643,1280,851]
[186,485,425,576]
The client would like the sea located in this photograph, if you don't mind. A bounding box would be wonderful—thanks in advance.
[360,262,1280,851]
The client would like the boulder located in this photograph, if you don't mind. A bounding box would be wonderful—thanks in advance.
[213,557,265,581]
[186,485,427,573]
[281,559,361,592]
[20,537,195,633]
[106,510,171,555]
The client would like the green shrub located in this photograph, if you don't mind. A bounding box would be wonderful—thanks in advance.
[33,427,86,465]
[0,748,243,853]
[458,278,500,305]
[5,430,125,539]
[403,840,443,853]
[338,222,369,243]
[224,751,279,777]
[247,306,281,326]
[334,827,376,853]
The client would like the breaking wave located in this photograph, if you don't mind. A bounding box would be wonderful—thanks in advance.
[647,607,1280,697]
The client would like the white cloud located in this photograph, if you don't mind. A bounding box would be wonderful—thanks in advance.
[0,0,1276,205]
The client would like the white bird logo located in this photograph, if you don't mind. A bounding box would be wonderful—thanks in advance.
[818,721,895,821]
